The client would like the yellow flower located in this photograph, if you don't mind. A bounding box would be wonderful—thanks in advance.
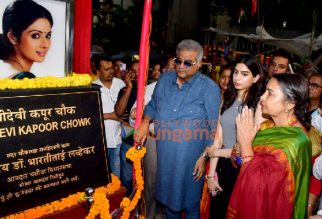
[0,74,91,90]
[120,198,131,208]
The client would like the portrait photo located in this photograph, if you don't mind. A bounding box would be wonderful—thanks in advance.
[0,0,72,78]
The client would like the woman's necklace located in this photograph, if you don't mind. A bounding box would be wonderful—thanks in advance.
[288,116,298,126]
[6,58,25,72]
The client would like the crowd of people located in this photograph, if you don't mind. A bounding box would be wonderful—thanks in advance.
[90,38,321,219]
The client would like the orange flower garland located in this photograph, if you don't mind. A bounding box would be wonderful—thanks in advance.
[4,191,84,219]
[4,175,121,219]
[4,147,146,219]
[85,147,146,219]
[120,146,146,219]
[85,174,121,219]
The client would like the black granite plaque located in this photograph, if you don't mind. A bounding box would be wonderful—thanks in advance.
[0,85,110,216]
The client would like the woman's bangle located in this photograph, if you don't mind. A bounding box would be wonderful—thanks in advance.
[233,143,241,155]
[233,154,254,166]
[206,172,218,180]
[241,154,254,164]
[242,155,254,159]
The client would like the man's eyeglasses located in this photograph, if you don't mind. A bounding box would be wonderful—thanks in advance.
[309,82,322,89]
[173,57,197,68]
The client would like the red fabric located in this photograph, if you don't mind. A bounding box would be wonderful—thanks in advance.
[310,175,321,195]
[73,0,92,73]
[227,154,294,219]
[200,162,210,219]
[251,0,257,17]
[134,0,152,131]
[310,156,322,195]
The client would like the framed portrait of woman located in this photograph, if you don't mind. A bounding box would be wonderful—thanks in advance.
[0,0,74,78]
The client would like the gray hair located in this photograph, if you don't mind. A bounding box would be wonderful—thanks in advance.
[176,39,203,62]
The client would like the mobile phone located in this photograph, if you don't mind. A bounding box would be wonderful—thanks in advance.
[120,63,126,71]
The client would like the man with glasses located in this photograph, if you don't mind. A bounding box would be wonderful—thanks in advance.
[92,55,125,178]
[308,72,322,114]
[135,39,221,218]
[268,49,293,77]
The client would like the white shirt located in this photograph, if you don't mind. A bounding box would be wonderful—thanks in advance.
[93,78,125,148]
[313,153,322,180]
[129,81,157,132]
[312,108,322,133]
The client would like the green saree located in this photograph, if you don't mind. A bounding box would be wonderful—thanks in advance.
[227,126,311,219]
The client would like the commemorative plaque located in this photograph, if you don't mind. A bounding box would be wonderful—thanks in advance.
[0,86,110,216]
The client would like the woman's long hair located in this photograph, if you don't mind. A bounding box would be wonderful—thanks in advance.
[221,55,267,114]
[0,0,53,60]
[274,73,311,131]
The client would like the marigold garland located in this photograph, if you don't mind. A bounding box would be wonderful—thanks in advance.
[85,147,146,219]
[85,174,122,219]
[0,73,91,90]
[3,147,146,219]
[3,175,121,219]
[120,146,146,219]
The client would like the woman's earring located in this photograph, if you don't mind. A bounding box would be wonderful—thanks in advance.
[10,40,16,45]
[285,109,289,113]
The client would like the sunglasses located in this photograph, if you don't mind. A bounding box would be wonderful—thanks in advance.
[173,57,197,68]
[309,83,322,89]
